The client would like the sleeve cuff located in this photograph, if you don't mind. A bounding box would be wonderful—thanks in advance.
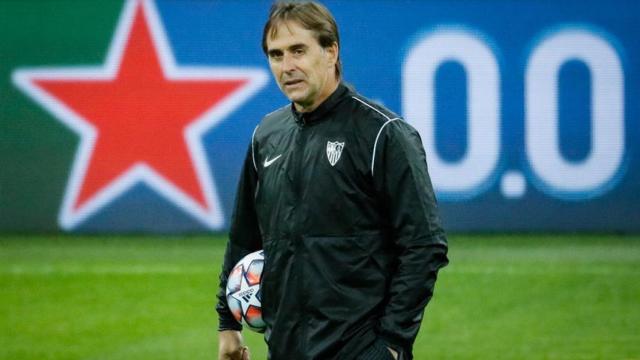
[218,317,242,332]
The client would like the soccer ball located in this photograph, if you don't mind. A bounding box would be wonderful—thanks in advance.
[225,250,265,333]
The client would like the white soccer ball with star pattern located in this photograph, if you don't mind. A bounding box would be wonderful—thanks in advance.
[225,250,265,332]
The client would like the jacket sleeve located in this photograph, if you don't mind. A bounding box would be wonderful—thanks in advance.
[216,142,263,331]
[372,120,449,357]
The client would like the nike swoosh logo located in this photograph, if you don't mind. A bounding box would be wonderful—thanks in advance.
[263,154,282,168]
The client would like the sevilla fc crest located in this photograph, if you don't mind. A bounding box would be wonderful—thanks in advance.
[326,141,345,167]
[11,0,268,231]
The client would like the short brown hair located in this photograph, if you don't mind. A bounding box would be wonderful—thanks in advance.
[262,1,342,79]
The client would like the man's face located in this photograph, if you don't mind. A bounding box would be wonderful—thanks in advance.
[266,21,338,112]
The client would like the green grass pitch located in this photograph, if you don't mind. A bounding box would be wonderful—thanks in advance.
[1,234,639,359]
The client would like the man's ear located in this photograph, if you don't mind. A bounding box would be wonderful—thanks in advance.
[325,42,339,68]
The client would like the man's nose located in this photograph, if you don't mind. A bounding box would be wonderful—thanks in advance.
[281,53,296,72]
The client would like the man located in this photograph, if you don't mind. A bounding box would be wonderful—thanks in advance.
[217,2,448,359]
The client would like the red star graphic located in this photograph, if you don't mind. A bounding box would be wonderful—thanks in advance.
[12,0,268,229]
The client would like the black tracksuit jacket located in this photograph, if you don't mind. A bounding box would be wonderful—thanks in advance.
[217,83,449,360]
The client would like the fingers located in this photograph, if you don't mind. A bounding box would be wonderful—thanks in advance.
[242,346,250,360]
[218,346,247,360]
[218,330,247,360]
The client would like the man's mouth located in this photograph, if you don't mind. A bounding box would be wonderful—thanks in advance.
[283,79,303,87]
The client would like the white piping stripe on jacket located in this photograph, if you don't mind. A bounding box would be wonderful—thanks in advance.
[352,97,401,175]
[371,119,400,175]
[251,125,259,172]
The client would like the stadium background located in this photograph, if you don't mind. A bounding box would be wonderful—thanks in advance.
[1,0,638,359]
[2,0,639,233]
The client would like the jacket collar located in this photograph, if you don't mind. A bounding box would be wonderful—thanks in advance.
[292,83,350,125]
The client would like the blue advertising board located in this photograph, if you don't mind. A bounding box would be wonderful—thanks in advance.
[6,0,639,232]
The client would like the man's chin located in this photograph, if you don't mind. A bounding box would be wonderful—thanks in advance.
[286,93,310,105]
[285,87,302,96]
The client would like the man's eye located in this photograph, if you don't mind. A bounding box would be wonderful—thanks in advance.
[294,49,305,56]
[270,53,283,61]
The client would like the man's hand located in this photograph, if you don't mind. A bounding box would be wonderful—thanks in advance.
[387,346,398,360]
[218,330,250,360]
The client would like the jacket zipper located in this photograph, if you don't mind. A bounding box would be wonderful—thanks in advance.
[293,119,308,358]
